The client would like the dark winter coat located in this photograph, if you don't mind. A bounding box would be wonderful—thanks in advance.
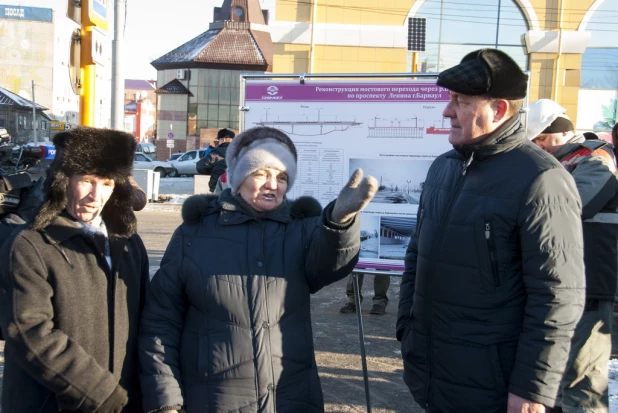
[0,213,149,412]
[140,190,360,413]
[396,117,586,412]
[195,143,229,191]
[554,135,618,301]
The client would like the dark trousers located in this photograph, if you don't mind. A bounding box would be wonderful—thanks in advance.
[346,273,390,307]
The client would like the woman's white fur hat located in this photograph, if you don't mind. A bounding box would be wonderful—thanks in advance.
[226,126,298,193]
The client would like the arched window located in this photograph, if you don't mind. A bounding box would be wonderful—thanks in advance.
[410,0,529,72]
[232,6,245,23]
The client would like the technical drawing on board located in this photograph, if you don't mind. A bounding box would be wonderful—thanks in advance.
[368,117,425,139]
[253,108,363,136]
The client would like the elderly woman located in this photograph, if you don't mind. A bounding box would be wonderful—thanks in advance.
[0,127,149,412]
[140,126,377,413]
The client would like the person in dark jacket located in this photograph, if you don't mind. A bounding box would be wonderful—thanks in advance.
[0,127,150,413]
[195,128,235,191]
[397,49,585,413]
[140,126,378,413]
[529,101,618,413]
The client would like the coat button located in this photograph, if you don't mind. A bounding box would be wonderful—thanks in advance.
[257,261,263,267]
[267,384,274,391]
[263,321,269,329]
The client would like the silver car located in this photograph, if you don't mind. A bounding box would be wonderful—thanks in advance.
[134,152,176,178]
[168,149,207,177]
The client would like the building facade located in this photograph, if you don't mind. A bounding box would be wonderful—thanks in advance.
[0,0,113,130]
[267,0,616,129]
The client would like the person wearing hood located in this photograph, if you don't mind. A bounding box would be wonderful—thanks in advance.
[528,99,618,413]
[0,127,150,412]
[397,49,585,412]
[139,126,378,413]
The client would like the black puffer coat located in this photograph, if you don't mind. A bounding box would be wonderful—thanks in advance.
[140,191,360,413]
[397,117,586,412]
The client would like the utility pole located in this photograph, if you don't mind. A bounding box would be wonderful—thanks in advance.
[80,1,96,126]
[31,80,37,143]
[111,0,125,130]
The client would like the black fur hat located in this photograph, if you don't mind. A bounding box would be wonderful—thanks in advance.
[437,48,528,100]
[217,128,235,140]
[33,127,138,237]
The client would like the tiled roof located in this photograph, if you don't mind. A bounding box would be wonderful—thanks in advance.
[125,79,156,90]
[195,26,266,66]
[151,30,220,67]
[0,87,47,110]
[155,79,194,96]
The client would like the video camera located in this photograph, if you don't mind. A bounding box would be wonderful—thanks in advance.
[0,144,51,218]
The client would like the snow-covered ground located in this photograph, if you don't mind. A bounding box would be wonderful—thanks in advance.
[158,177,196,204]
[610,359,618,412]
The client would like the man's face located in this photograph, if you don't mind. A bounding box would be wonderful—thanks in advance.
[532,132,569,154]
[442,92,497,146]
[67,174,115,224]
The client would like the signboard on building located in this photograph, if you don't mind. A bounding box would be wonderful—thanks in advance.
[0,5,52,22]
[242,78,451,271]
[88,0,108,31]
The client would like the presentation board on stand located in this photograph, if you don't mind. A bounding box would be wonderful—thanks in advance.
[241,75,452,271]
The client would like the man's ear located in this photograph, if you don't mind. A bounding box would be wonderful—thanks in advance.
[492,99,509,123]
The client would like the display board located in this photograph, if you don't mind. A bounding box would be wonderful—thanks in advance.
[242,77,452,271]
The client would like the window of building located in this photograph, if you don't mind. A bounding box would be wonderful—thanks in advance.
[233,7,245,22]
[411,0,529,72]
[578,1,618,132]
[17,115,27,130]
[0,114,6,127]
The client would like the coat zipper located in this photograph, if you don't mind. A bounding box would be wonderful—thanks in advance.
[424,153,473,407]
[485,222,500,287]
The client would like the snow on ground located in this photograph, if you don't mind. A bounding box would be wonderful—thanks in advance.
[610,359,618,412]
[159,177,195,196]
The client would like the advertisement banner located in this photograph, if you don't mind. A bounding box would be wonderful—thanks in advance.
[243,79,452,271]
[0,5,52,22]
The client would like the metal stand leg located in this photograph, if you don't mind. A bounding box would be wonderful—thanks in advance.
[353,273,372,413]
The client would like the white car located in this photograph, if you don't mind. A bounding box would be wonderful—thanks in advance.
[168,149,208,177]
[134,152,176,178]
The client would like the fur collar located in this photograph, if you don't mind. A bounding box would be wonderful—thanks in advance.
[181,193,322,225]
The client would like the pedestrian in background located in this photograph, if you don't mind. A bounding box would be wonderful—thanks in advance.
[0,127,149,412]
[139,126,378,413]
[397,49,585,413]
[195,127,235,192]
[339,272,390,315]
[529,99,618,413]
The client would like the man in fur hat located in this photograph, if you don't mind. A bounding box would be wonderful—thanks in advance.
[0,127,149,412]
[397,49,585,412]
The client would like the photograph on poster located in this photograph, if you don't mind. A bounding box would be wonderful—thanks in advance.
[349,158,433,205]
[360,215,380,258]
[379,217,416,260]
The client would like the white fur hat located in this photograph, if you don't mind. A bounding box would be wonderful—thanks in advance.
[226,127,298,193]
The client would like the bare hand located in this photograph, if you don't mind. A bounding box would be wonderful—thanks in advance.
[507,393,546,413]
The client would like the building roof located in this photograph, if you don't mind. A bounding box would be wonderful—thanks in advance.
[0,86,47,110]
[195,24,266,66]
[125,79,156,90]
[154,79,194,96]
[125,100,137,113]
[151,30,221,67]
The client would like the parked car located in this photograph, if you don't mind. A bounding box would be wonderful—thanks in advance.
[134,152,176,178]
[169,149,207,177]
[168,152,184,162]
[0,128,11,144]
[136,142,157,159]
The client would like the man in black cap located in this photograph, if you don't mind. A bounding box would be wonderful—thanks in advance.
[529,102,618,413]
[397,49,585,412]
[196,128,235,192]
